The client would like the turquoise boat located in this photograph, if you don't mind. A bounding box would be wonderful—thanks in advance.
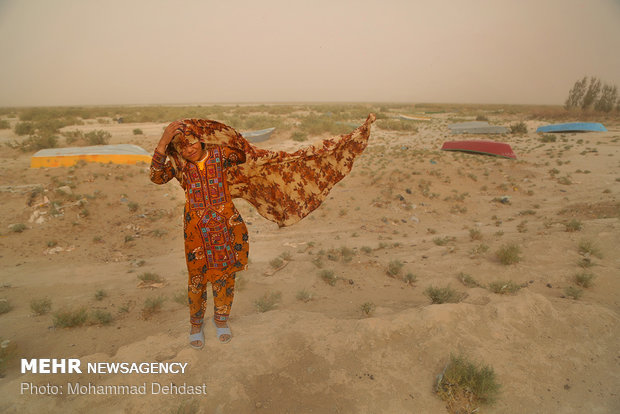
[536,122,607,133]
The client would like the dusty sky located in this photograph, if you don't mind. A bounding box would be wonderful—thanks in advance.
[0,0,619,107]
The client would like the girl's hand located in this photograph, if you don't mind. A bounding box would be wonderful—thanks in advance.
[156,121,183,153]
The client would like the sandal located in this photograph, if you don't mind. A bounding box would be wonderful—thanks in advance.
[189,325,204,350]
[212,318,232,344]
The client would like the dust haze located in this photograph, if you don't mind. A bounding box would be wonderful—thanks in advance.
[0,0,619,106]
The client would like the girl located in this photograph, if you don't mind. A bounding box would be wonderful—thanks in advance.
[150,115,375,349]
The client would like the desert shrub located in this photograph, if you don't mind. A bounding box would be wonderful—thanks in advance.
[138,272,163,283]
[469,244,489,256]
[578,239,602,259]
[0,120,10,129]
[298,114,351,135]
[9,134,58,151]
[94,290,108,301]
[320,270,338,286]
[360,302,376,316]
[565,219,582,232]
[510,122,527,134]
[30,298,52,315]
[254,291,282,312]
[91,310,113,325]
[84,130,111,145]
[296,289,313,302]
[488,280,521,294]
[14,122,35,136]
[475,114,488,121]
[458,272,480,288]
[564,286,583,300]
[404,273,417,285]
[1,338,18,377]
[142,296,165,317]
[132,128,143,135]
[376,119,419,132]
[387,260,404,277]
[53,307,88,328]
[495,244,521,265]
[269,257,284,269]
[9,223,27,233]
[435,354,500,413]
[540,134,557,143]
[425,286,463,304]
[469,229,482,241]
[0,300,12,315]
[291,131,307,142]
[574,272,595,288]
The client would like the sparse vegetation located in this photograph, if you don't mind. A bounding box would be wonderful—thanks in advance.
[387,260,404,277]
[1,338,18,377]
[435,354,500,414]
[269,257,284,269]
[53,307,89,328]
[469,244,489,257]
[488,280,522,295]
[94,289,108,301]
[138,272,163,283]
[510,121,527,134]
[319,270,338,286]
[565,219,583,232]
[9,223,27,233]
[132,128,143,135]
[469,229,482,241]
[495,243,521,265]
[142,296,165,317]
[255,291,282,312]
[578,239,602,259]
[30,298,52,316]
[425,286,463,304]
[574,272,596,288]
[360,302,376,317]
[458,272,480,288]
[291,131,307,142]
[564,286,583,300]
[91,310,114,325]
[404,273,417,285]
[296,289,313,302]
[0,300,13,315]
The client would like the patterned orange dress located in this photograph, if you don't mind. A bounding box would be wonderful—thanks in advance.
[150,145,249,326]
[150,115,375,329]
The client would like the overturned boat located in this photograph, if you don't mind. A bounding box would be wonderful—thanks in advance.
[31,144,152,168]
[441,140,516,159]
[241,127,276,143]
[536,122,607,133]
[448,121,509,134]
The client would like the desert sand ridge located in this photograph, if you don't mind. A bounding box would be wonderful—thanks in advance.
[0,105,619,413]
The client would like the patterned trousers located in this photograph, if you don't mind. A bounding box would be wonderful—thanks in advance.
[188,271,236,327]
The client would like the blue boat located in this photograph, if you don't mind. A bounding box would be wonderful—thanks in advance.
[536,122,607,133]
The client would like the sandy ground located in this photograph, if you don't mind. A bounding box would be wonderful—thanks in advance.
[0,111,619,413]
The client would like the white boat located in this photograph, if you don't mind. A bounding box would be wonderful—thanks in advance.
[398,114,432,121]
[448,121,509,134]
[241,127,276,143]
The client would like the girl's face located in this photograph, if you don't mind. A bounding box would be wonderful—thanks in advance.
[180,141,205,162]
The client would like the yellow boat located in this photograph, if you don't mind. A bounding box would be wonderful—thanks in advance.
[30,144,152,168]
